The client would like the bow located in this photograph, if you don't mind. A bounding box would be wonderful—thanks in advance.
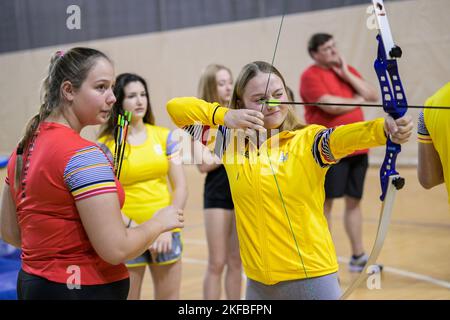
[340,0,407,299]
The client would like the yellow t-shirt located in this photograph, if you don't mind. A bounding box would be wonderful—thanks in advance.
[418,82,450,201]
[98,124,178,224]
[167,97,387,284]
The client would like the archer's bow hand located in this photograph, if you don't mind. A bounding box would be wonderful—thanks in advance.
[384,114,413,144]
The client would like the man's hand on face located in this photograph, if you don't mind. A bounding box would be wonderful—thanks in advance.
[331,56,350,81]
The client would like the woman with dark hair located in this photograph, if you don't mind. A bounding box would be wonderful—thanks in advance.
[166,61,413,300]
[98,73,187,300]
[0,48,183,300]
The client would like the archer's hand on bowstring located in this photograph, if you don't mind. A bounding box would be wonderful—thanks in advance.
[384,114,414,144]
[224,109,265,131]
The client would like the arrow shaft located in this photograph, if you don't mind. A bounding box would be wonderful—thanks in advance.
[268,100,448,110]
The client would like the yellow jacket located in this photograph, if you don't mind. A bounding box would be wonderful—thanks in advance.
[167,97,387,284]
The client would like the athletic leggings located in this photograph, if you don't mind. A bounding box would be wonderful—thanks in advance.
[246,272,341,300]
[17,269,130,300]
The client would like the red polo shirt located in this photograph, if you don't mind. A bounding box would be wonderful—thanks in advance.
[300,64,368,156]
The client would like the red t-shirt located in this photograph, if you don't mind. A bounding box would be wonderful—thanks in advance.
[6,122,128,285]
[300,64,368,155]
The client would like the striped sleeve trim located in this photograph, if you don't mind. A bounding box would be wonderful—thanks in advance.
[64,146,117,201]
[418,134,433,144]
[417,111,433,144]
[183,124,229,159]
[183,124,207,144]
[312,128,336,168]
[5,176,10,185]
[417,111,429,136]
[213,125,230,159]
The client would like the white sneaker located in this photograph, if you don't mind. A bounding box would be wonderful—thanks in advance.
[349,254,383,273]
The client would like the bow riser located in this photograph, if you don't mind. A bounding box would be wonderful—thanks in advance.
[374,34,407,200]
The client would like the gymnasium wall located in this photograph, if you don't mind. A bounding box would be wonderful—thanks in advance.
[0,0,449,164]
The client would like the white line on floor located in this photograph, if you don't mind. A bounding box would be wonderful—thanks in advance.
[183,238,450,290]
[338,256,450,289]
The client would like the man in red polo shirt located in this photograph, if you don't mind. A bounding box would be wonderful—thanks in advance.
[300,33,379,272]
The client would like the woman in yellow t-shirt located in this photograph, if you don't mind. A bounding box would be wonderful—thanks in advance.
[98,73,187,300]
[166,61,413,300]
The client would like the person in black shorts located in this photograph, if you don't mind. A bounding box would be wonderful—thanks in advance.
[325,155,368,201]
[195,64,242,299]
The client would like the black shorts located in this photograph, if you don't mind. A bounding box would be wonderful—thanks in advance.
[17,269,129,300]
[203,165,234,210]
[325,154,369,199]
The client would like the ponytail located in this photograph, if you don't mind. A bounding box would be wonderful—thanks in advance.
[14,47,110,188]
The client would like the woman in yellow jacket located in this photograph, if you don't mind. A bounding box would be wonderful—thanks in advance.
[167,61,413,300]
